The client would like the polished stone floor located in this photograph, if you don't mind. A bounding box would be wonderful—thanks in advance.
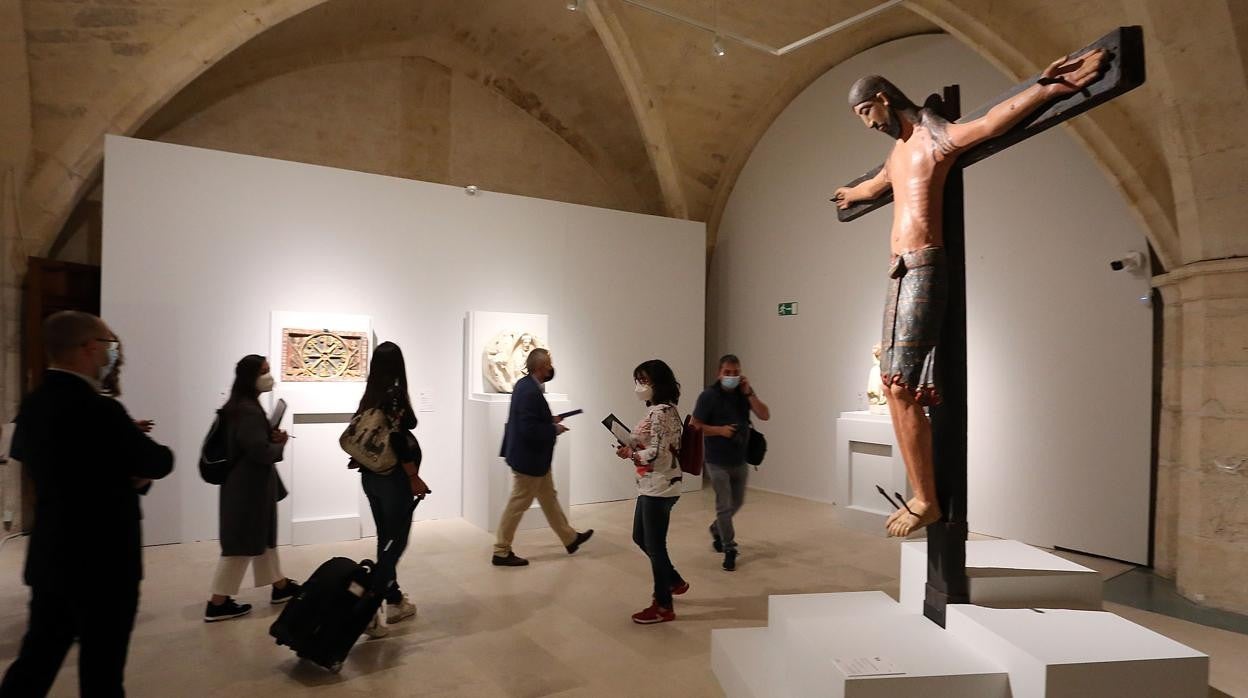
[0,488,1243,697]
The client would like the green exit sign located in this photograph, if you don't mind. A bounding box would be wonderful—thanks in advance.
[778,302,799,317]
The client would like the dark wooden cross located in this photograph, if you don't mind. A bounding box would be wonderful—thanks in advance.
[835,26,1145,627]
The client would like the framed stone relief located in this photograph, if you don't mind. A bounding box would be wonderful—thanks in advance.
[281,328,369,382]
[483,330,547,393]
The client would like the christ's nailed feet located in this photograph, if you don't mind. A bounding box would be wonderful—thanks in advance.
[886,499,941,537]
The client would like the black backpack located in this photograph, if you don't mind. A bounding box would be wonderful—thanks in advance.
[199,410,234,485]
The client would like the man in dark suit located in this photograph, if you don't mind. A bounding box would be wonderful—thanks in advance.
[492,348,592,567]
[0,311,174,698]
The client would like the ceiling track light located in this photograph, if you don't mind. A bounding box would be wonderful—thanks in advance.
[617,0,905,57]
[711,35,726,57]
[566,0,580,10]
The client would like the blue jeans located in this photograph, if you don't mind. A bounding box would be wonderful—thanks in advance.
[633,495,684,608]
[361,468,416,604]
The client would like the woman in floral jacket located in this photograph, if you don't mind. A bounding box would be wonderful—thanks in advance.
[616,359,688,624]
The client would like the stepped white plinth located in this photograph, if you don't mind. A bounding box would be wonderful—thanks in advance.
[900,540,1102,613]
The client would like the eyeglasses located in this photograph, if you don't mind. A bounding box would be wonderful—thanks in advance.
[93,338,120,349]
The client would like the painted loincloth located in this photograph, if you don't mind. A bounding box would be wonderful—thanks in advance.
[880,246,948,406]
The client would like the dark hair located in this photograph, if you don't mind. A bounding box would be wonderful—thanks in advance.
[224,354,265,412]
[718,353,741,369]
[44,310,104,362]
[847,75,917,112]
[525,347,550,374]
[358,341,411,415]
[633,359,680,406]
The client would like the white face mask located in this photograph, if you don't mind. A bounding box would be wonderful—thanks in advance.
[634,383,653,402]
[720,375,741,391]
[256,374,275,393]
[97,344,120,382]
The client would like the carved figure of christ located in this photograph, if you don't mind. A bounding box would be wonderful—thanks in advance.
[831,50,1107,537]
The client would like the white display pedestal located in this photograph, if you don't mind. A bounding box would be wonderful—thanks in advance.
[462,310,571,534]
[947,605,1207,698]
[900,540,1102,613]
[834,411,907,532]
[462,393,572,533]
[711,539,1208,698]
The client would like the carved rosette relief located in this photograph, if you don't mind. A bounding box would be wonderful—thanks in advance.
[281,328,369,382]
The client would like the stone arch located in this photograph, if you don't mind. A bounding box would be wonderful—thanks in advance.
[24,0,336,256]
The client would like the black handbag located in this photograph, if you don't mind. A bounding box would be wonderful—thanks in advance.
[746,426,767,467]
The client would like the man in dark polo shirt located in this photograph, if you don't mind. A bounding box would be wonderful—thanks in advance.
[691,354,770,571]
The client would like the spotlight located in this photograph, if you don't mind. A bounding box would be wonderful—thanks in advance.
[712,35,726,57]
[465,185,479,196]
[566,0,580,10]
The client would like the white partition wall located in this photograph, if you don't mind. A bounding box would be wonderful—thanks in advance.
[709,35,1153,563]
[102,136,704,545]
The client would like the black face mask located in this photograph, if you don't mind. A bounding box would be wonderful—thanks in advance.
[545,367,556,383]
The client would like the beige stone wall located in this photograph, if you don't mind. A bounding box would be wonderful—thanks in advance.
[1156,261,1248,613]
[149,56,625,211]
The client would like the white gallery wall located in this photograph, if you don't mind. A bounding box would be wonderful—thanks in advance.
[103,136,704,546]
[708,35,1153,563]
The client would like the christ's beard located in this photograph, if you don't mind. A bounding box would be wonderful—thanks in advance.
[879,108,902,139]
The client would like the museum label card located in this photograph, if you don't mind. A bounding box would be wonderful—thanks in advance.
[831,656,903,677]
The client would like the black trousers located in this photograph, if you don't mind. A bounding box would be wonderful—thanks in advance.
[632,495,684,608]
[361,468,416,604]
[0,581,140,698]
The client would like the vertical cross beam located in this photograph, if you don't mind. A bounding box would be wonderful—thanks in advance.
[924,85,969,627]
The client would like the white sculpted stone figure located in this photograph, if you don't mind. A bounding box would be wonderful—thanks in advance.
[483,330,548,393]
[867,342,889,414]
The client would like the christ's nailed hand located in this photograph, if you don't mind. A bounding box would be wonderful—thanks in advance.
[1039,49,1106,95]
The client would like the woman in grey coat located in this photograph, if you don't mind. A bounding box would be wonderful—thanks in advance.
[204,355,301,622]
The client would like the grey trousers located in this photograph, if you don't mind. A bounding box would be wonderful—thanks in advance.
[707,462,749,551]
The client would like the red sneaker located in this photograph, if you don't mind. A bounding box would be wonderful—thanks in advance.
[631,603,675,625]
[671,580,690,596]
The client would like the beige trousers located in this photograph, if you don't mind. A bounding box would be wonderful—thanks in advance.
[494,471,577,556]
[210,548,283,597]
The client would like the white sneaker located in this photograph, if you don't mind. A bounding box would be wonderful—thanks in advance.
[363,608,389,639]
[386,594,417,624]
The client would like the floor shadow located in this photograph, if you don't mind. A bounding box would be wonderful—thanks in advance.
[1106,569,1248,636]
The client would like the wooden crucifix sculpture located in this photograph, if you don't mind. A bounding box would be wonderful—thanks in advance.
[832,27,1144,626]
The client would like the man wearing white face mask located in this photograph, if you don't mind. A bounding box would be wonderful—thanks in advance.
[691,354,770,571]
[2,312,173,697]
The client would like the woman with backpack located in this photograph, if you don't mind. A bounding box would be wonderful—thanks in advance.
[614,359,688,624]
[204,355,301,622]
[349,341,428,636]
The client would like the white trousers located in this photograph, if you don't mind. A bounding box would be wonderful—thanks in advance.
[210,548,283,597]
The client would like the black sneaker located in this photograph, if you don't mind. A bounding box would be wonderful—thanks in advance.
[204,598,252,622]
[566,529,594,555]
[491,552,530,567]
[710,524,723,553]
[271,579,301,605]
[723,549,737,572]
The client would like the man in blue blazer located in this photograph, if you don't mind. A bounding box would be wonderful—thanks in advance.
[492,348,592,566]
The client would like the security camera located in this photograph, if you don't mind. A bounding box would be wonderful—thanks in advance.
[1109,251,1144,273]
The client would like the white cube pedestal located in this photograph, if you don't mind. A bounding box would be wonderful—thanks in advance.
[462,394,571,533]
[900,540,1102,614]
[834,411,907,533]
[711,540,1208,698]
[947,605,1208,698]
[713,591,1008,698]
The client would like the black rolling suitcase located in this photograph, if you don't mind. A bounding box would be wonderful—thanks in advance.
[269,555,389,673]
